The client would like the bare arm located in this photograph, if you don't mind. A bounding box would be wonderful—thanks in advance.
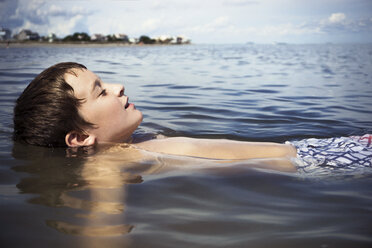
[134,137,297,160]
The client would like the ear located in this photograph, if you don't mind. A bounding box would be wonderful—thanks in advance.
[65,131,96,147]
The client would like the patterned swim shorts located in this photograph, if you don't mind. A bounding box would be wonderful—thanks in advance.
[286,134,372,175]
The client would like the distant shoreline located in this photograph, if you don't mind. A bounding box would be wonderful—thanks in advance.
[0,41,191,48]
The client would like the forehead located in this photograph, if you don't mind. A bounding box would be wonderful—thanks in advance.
[64,69,98,98]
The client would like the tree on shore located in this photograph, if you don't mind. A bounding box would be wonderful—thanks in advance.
[63,32,91,42]
[106,35,118,42]
[139,35,155,44]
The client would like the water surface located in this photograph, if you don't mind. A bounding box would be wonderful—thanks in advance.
[1,43,372,247]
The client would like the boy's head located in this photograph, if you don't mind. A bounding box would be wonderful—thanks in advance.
[13,62,143,147]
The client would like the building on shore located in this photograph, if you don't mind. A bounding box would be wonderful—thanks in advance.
[149,35,191,44]
[129,37,138,44]
[175,35,191,44]
[48,33,57,43]
[14,29,40,41]
[155,35,173,44]
[0,27,12,41]
[91,34,108,42]
[114,33,129,42]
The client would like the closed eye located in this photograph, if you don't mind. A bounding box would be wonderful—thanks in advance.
[98,89,107,97]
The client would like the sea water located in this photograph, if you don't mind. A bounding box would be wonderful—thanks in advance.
[1,43,372,247]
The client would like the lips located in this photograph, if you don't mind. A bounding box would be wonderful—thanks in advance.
[124,97,136,109]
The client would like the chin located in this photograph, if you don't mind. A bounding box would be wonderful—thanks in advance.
[136,111,144,124]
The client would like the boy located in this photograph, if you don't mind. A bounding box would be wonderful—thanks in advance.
[13,62,297,166]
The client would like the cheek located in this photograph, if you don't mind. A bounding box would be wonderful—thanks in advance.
[83,100,124,124]
[103,101,126,121]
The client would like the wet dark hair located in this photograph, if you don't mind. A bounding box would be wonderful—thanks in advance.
[13,62,94,147]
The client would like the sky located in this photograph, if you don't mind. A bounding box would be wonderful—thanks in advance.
[1,0,372,44]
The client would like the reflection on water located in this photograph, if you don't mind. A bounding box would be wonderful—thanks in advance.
[45,221,133,237]
[12,143,141,239]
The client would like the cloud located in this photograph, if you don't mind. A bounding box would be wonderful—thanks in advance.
[0,0,93,36]
[222,0,259,6]
[10,0,48,26]
[0,0,22,28]
[318,13,372,34]
[141,18,163,33]
[185,16,324,40]
[183,10,371,43]
[328,13,346,23]
[256,23,322,36]
[151,0,184,9]
[48,15,87,37]
[186,16,234,34]
[47,4,91,17]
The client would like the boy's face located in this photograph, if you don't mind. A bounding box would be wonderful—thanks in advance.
[65,69,143,144]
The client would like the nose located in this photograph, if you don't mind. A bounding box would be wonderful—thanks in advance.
[114,84,125,97]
